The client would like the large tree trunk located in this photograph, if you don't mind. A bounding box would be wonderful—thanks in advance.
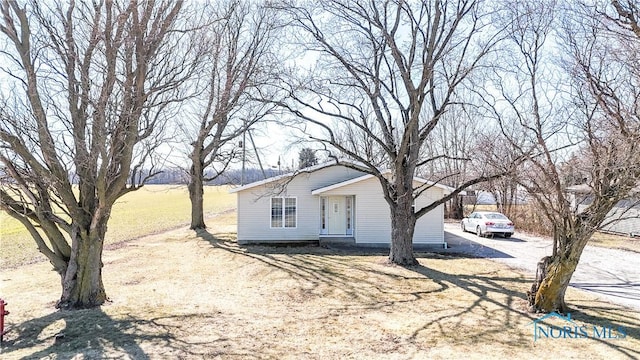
[528,234,588,313]
[189,150,206,230]
[57,216,108,309]
[528,255,578,313]
[388,197,418,266]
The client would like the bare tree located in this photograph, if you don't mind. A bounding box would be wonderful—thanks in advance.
[528,0,640,312]
[275,0,512,265]
[477,142,522,221]
[420,106,485,219]
[484,0,640,313]
[182,0,279,230]
[0,0,188,309]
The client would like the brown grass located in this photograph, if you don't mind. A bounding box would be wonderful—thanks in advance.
[0,185,236,269]
[1,211,638,359]
[589,232,640,253]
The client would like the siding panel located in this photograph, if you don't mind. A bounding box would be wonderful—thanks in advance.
[577,204,640,236]
[414,183,445,244]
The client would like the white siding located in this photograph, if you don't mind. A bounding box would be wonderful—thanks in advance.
[318,176,390,243]
[413,181,445,244]
[578,203,640,236]
[318,177,445,244]
[236,166,365,242]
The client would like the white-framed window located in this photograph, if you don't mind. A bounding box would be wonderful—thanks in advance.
[271,197,296,228]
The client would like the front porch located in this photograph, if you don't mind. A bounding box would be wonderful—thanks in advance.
[319,236,356,246]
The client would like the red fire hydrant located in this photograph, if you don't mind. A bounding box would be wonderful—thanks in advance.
[0,298,8,343]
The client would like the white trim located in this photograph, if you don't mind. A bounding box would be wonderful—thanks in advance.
[229,159,366,193]
[319,196,327,235]
[346,195,354,235]
[317,195,355,236]
[269,196,297,229]
[231,164,329,193]
[311,171,461,194]
[312,174,375,195]
[231,161,463,195]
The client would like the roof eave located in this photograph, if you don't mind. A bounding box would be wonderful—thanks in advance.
[229,159,365,193]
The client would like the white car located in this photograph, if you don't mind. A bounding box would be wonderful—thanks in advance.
[461,211,515,238]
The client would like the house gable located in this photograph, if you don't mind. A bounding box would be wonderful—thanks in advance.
[234,164,366,243]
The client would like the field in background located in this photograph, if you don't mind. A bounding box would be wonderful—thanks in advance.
[0,185,236,269]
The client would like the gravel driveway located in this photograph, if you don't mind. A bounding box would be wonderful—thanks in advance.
[442,222,640,311]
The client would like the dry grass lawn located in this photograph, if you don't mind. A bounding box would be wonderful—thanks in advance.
[0,185,236,269]
[589,232,640,254]
[1,212,639,359]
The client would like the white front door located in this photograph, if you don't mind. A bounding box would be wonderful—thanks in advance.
[328,196,347,235]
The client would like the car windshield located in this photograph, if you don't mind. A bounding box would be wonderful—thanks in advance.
[484,213,508,220]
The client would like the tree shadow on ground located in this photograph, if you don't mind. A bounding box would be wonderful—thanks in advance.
[570,267,640,303]
[198,230,640,358]
[570,301,640,337]
[562,303,640,358]
[571,282,640,301]
[403,264,534,344]
[0,307,223,359]
[207,231,511,259]
[198,231,493,315]
[443,231,516,258]
[489,235,527,243]
[407,265,639,357]
[197,231,533,334]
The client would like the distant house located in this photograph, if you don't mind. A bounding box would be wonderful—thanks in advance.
[567,184,640,237]
[230,161,455,247]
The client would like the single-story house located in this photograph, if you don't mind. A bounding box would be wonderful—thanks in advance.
[229,161,456,247]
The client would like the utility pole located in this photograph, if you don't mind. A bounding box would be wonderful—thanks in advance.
[248,129,266,180]
[241,118,246,185]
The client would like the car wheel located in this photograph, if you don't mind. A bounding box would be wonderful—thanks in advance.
[476,226,483,237]
[504,233,512,238]
[461,222,466,232]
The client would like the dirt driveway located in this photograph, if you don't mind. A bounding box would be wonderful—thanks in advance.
[443,223,640,311]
